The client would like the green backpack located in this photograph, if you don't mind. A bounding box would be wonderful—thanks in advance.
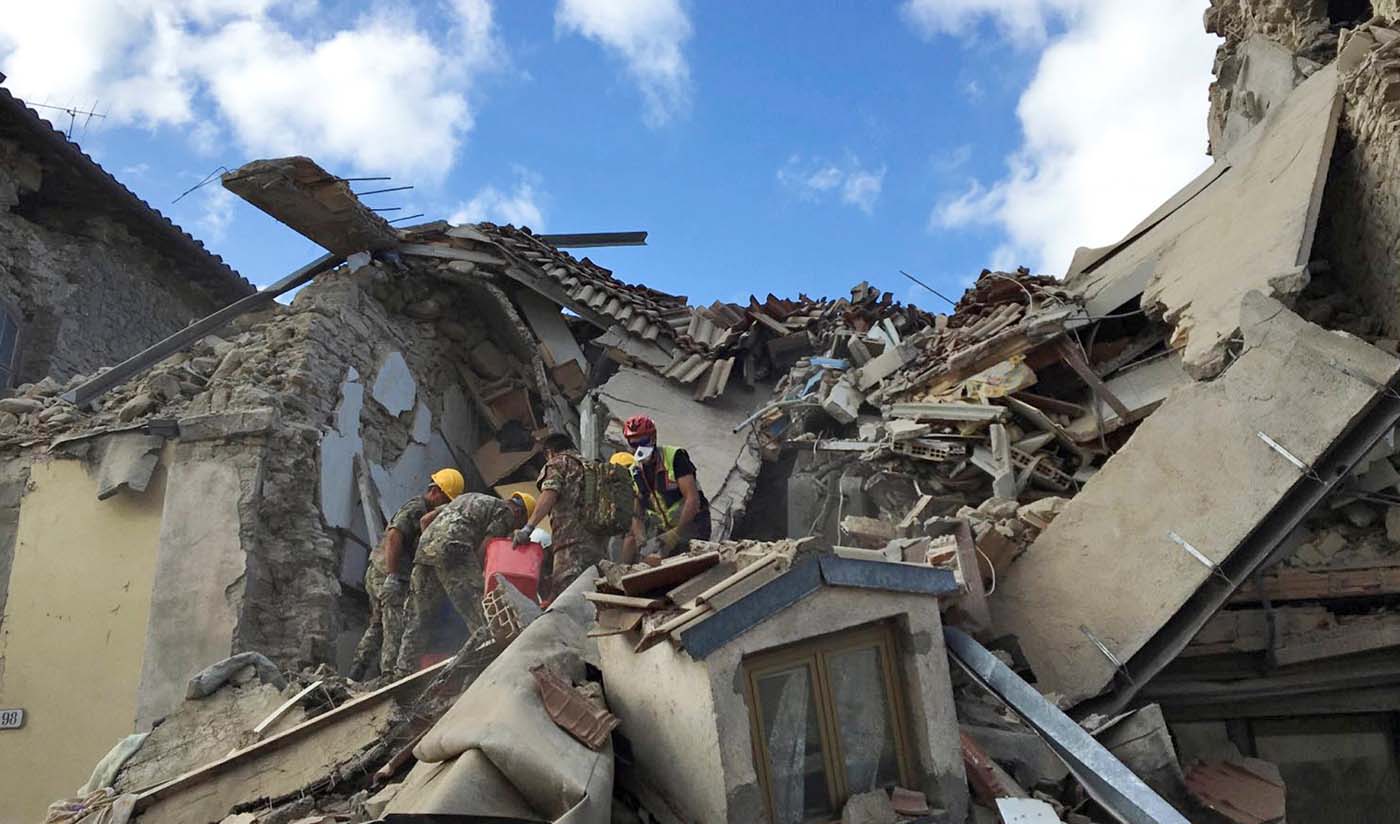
[580,459,637,536]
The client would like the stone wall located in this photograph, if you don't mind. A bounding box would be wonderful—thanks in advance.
[0,138,229,385]
[1315,26,1400,336]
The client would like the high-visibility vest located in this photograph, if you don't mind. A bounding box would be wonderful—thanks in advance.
[636,445,686,530]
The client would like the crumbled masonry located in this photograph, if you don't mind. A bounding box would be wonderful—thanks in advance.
[9,2,1400,822]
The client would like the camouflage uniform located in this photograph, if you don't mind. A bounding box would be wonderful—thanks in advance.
[538,450,605,601]
[394,493,515,675]
[351,496,430,679]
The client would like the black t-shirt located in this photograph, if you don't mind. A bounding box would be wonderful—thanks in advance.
[638,448,709,514]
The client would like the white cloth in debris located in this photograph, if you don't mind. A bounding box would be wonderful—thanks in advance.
[388,570,609,824]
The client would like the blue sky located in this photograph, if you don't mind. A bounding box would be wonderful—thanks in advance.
[0,1,1219,307]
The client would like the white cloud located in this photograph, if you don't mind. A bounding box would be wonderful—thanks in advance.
[194,184,237,242]
[450,169,545,229]
[918,0,1218,275]
[778,155,886,215]
[842,166,885,214]
[555,0,692,126]
[0,1,504,182]
[901,0,1080,43]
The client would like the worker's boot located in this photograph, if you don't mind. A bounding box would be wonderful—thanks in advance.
[348,661,369,682]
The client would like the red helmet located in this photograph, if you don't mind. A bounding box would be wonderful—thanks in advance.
[622,415,657,441]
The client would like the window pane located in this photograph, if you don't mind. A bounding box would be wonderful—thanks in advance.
[827,644,900,794]
[756,665,832,824]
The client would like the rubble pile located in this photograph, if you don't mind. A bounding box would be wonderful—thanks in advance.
[19,4,1400,823]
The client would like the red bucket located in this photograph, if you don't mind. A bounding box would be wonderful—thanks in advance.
[483,537,544,601]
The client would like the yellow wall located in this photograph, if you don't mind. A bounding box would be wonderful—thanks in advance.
[0,455,167,824]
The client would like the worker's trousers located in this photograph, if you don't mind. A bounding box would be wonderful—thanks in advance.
[394,553,484,676]
[350,565,406,679]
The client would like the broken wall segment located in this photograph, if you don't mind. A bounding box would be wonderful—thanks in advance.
[1066,64,1342,379]
[993,292,1400,709]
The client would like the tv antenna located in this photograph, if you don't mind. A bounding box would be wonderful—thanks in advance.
[27,101,107,140]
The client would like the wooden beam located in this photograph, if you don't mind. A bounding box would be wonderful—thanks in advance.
[536,231,647,248]
[498,266,616,332]
[1056,338,1132,421]
[1232,564,1400,604]
[582,592,668,610]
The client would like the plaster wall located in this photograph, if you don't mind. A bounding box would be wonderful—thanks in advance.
[599,632,727,824]
[134,452,252,728]
[0,454,167,823]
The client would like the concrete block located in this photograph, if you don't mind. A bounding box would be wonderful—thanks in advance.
[822,379,864,425]
[996,798,1062,823]
[94,433,165,500]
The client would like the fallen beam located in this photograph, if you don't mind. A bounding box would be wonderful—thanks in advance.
[63,252,343,407]
[536,231,648,248]
[944,627,1190,824]
[1231,564,1400,604]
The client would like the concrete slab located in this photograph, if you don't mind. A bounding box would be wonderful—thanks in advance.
[994,294,1400,705]
[371,351,416,416]
[221,156,398,257]
[1065,66,1342,377]
[1213,36,1311,156]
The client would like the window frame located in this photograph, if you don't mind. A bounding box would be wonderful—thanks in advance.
[743,621,916,822]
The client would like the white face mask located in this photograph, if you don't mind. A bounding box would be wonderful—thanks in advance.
[633,445,655,463]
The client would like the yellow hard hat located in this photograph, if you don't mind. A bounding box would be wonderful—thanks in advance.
[609,451,636,467]
[430,468,465,500]
[511,492,537,522]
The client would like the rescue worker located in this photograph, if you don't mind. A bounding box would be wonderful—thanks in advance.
[515,433,606,601]
[393,490,534,676]
[605,451,637,562]
[620,415,711,562]
[349,467,463,681]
